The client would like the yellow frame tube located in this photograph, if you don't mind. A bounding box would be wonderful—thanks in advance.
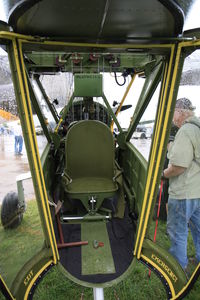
[110,73,136,132]
[0,275,15,300]
[24,260,54,300]
[137,44,180,257]
[141,254,176,298]
[136,40,200,257]
[0,31,199,299]
[134,44,175,256]
[16,39,59,262]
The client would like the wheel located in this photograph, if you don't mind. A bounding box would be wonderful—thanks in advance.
[140,133,146,139]
[1,192,24,229]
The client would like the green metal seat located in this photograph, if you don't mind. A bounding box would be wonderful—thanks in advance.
[62,120,118,213]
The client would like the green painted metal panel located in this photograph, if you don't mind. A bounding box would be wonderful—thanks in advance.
[11,249,53,299]
[142,239,187,294]
[81,221,115,275]
[74,73,103,97]
[25,52,155,74]
[119,142,147,215]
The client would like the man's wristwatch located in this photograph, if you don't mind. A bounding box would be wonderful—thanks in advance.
[161,170,166,179]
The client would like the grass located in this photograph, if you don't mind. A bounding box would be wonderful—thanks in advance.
[32,263,167,300]
[0,200,44,289]
[0,200,200,300]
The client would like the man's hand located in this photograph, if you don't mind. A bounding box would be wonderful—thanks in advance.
[163,164,186,179]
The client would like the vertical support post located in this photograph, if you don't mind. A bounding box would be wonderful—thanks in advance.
[16,172,32,210]
[93,288,104,300]
[7,38,59,262]
[17,179,25,209]
[102,93,122,133]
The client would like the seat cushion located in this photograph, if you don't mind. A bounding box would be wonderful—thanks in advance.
[65,177,118,194]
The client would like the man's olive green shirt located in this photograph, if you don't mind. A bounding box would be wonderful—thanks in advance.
[168,116,200,199]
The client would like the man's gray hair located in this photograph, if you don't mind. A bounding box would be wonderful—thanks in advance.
[175,98,196,111]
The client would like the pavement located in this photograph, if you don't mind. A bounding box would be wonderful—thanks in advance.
[0,134,46,204]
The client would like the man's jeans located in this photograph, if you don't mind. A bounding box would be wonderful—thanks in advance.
[167,198,200,269]
[15,135,23,153]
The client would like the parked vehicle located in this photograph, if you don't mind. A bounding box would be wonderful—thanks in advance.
[132,125,147,139]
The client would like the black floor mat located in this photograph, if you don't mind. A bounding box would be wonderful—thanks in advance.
[52,208,135,284]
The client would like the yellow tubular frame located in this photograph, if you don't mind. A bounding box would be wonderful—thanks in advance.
[24,261,54,299]
[55,117,63,133]
[135,39,200,299]
[136,39,200,258]
[110,73,136,132]
[0,275,15,300]
[16,39,59,262]
[134,44,176,256]
[1,31,200,300]
[172,262,200,300]
[141,254,176,298]
[0,33,59,300]
[137,46,180,256]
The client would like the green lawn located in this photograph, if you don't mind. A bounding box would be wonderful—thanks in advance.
[0,200,200,300]
[0,200,44,289]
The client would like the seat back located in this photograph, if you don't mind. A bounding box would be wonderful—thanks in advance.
[65,120,115,180]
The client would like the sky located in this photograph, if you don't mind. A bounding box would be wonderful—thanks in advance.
[183,0,200,30]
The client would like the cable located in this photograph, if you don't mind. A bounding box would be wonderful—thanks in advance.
[114,71,126,86]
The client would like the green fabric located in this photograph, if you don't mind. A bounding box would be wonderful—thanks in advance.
[81,221,115,275]
[168,116,200,199]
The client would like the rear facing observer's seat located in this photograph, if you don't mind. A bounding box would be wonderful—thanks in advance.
[62,120,118,212]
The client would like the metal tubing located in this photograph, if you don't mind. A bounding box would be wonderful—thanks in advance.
[93,288,104,300]
[56,214,65,244]
[57,241,88,249]
[110,73,136,132]
[61,215,110,221]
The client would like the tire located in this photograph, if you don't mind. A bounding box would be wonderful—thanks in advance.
[1,192,23,229]
[141,133,146,139]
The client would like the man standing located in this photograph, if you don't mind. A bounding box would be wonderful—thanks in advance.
[162,98,200,271]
